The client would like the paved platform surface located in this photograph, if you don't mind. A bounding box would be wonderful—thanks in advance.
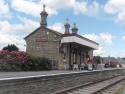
[0,68,121,80]
[0,70,88,79]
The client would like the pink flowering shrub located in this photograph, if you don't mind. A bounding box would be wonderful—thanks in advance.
[0,50,51,71]
[0,50,26,71]
[0,50,26,63]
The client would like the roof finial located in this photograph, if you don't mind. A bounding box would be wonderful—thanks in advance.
[40,4,48,27]
[64,17,70,34]
[73,22,77,28]
[72,22,78,34]
[43,4,46,11]
[66,17,69,24]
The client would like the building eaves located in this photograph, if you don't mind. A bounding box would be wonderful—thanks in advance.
[62,33,99,45]
[24,27,41,39]
[24,26,63,40]
[46,28,63,36]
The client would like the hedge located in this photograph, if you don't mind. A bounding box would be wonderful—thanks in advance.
[0,50,52,71]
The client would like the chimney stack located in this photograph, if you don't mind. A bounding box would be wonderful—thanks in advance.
[64,18,70,34]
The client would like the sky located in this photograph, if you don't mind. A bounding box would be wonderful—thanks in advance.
[0,0,125,57]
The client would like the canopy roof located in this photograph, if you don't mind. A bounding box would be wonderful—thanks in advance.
[61,33,99,49]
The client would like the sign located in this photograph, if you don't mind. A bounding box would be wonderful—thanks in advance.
[35,36,48,42]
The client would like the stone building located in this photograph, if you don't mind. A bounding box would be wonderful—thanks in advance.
[24,5,99,70]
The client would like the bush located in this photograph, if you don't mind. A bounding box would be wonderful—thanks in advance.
[22,56,52,71]
[0,50,26,63]
[0,50,52,71]
[0,50,26,71]
[0,62,22,71]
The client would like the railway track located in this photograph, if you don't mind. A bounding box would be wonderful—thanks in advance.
[95,76,125,94]
[58,75,125,94]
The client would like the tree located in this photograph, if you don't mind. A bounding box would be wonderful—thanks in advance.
[2,44,19,51]
[93,56,101,64]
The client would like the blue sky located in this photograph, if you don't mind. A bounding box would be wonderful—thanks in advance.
[0,0,125,57]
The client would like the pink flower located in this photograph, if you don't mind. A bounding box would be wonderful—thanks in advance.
[0,50,26,63]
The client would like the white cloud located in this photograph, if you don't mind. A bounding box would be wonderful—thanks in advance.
[122,36,125,41]
[99,33,112,44]
[0,21,23,34]
[0,31,26,51]
[83,32,113,56]
[83,33,99,42]
[11,0,100,17]
[72,1,87,15]
[0,17,39,34]
[0,0,10,19]
[18,16,39,33]
[0,17,39,51]
[83,32,112,44]
[116,12,125,25]
[104,0,125,25]
[12,0,41,17]
[104,0,125,14]
[86,1,100,15]
[94,46,105,56]
[11,0,57,17]
[41,0,100,15]
[40,0,87,15]
[48,23,64,33]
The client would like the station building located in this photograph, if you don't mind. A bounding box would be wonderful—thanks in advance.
[24,5,99,70]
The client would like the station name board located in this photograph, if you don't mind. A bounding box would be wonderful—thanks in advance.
[35,36,48,42]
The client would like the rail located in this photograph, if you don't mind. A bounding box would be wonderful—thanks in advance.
[57,74,125,94]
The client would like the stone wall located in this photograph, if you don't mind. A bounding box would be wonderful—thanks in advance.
[0,68,125,94]
[25,27,62,69]
[25,27,61,60]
